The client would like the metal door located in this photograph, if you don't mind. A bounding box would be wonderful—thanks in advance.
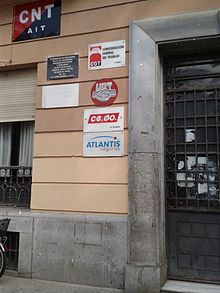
[165,56,220,282]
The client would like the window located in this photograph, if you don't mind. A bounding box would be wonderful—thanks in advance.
[0,68,36,208]
[6,231,19,271]
[0,121,34,207]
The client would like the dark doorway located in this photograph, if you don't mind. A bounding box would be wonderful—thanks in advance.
[164,55,220,283]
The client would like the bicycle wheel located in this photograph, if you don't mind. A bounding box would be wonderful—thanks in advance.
[0,246,6,278]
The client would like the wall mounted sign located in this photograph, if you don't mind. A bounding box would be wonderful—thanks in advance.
[88,40,125,70]
[12,0,61,42]
[42,83,79,108]
[91,78,118,107]
[47,55,79,80]
[83,131,124,157]
[84,107,124,133]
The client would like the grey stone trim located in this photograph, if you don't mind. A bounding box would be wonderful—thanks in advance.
[129,23,158,154]
[127,8,220,293]
[135,9,220,42]
[0,208,127,289]
[125,262,167,293]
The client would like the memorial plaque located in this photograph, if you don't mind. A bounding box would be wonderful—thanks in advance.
[47,55,79,80]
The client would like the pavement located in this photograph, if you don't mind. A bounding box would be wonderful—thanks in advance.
[0,276,124,293]
[3,276,220,293]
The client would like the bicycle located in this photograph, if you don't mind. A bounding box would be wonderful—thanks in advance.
[0,219,10,278]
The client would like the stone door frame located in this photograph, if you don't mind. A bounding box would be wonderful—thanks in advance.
[126,9,220,293]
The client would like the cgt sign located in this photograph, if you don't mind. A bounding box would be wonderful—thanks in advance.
[12,0,61,42]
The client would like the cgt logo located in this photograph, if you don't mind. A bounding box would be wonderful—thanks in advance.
[88,113,119,124]
[89,45,102,68]
[13,0,61,42]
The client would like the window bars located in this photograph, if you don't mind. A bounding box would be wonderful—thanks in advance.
[0,167,32,208]
[164,58,220,210]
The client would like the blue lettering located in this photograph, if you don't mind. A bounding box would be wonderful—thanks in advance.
[103,141,110,147]
[115,141,120,147]
[91,141,96,147]
[87,139,121,149]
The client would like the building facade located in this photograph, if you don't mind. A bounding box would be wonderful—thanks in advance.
[0,0,220,292]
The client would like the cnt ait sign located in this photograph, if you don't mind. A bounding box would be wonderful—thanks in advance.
[12,0,61,42]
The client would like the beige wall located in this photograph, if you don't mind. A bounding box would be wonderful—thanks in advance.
[0,0,220,213]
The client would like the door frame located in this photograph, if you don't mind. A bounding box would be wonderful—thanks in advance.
[126,9,220,293]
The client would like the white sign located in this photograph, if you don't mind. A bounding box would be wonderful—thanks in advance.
[88,40,125,70]
[42,83,79,108]
[83,131,124,157]
[84,107,124,133]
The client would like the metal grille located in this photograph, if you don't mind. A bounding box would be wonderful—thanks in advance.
[165,58,220,210]
[0,167,32,208]
[6,232,19,270]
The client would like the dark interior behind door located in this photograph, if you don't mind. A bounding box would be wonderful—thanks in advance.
[165,56,220,283]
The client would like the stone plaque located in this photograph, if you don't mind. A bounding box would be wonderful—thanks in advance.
[47,55,79,80]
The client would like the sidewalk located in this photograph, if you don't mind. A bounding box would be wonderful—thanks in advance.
[0,276,124,293]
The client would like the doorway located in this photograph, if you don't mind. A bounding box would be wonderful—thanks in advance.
[128,10,220,292]
[165,55,220,282]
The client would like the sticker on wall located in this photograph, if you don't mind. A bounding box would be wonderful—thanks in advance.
[91,78,118,107]
[12,0,61,42]
[83,131,124,157]
[88,40,125,70]
[84,107,124,133]
[47,55,79,80]
[42,83,79,108]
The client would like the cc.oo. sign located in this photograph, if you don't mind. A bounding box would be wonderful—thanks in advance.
[88,113,119,124]
[84,107,124,133]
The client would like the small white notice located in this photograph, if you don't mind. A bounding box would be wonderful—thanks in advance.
[178,161,184,170]
[83,131,124,157]
[198,183,208,194]
[198,157,207,165]
[84,106,124,133]
[187,156,196,170]
[42,83,79,108]
[186,129,195,142]
[88,40,126,70]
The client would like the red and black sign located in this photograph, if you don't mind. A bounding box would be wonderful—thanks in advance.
[12,0,61,42]
[89,45,102,68]
[91,78,118,107]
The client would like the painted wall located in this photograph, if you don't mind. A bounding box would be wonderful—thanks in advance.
[0,0,220,213]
